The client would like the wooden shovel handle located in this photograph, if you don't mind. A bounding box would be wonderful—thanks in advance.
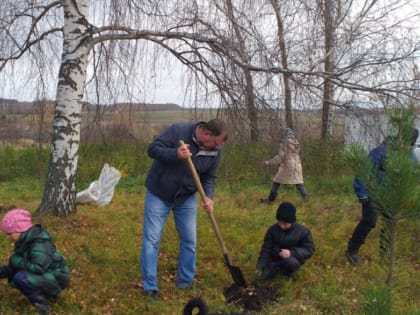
[179,140,231,261]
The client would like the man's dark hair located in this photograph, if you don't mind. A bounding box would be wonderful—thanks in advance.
[202,118,228,141]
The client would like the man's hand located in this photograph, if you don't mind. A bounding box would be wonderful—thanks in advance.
[177,143,192,160]
[201,197,214,213]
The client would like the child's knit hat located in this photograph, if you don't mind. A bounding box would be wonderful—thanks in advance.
[276,202,296,223]
[0,209,33,234]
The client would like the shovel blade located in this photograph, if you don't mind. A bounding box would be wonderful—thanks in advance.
[227,264,247,288]
[223,253,247,287]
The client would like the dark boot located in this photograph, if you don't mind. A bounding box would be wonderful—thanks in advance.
[346,250,362,265]
[28,292,50,315]
[261,183,280,204]
[260,191,278,204]
[260,197,271,204]
[346,240,362,265]
[296,184,308,200]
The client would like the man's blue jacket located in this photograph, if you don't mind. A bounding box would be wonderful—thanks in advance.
[145,122,222,205]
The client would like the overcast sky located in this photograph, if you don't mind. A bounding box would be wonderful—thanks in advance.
[1,0,418,108]
[0,56,188,106]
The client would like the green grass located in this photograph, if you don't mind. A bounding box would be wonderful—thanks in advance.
[0,143,419,314]
[0,184,418,314]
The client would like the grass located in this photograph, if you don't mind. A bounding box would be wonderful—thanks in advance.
[0,183,418,314]
[0,143,419,314]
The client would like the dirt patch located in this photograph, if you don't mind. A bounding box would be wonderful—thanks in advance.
[223,283,279,312]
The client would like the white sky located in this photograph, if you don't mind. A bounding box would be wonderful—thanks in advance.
[0,58,188,106]
[1,0,418,107]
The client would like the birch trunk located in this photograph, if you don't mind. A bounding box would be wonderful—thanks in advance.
[37,0,91,216]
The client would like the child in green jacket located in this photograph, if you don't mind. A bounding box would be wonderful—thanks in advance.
[0,209,69,314]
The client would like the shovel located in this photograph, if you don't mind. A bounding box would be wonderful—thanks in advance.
[179,140,247,288]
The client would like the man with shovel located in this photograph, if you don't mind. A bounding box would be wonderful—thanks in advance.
[140,119,228,299]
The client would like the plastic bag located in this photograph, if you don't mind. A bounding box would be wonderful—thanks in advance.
[76,180,101,204]
[76,163,121,206]
[95,163,121,206]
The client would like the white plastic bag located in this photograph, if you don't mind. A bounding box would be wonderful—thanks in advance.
[95,163,122,206]
[76,163,121,205]
[76,180,101,204]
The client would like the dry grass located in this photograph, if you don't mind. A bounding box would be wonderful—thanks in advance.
[0,179,419,314]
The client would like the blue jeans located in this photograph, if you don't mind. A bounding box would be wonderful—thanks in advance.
[140,190,197,291]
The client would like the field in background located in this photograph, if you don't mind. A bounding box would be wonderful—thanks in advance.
[0,101,345,147]
[0,106,211,146]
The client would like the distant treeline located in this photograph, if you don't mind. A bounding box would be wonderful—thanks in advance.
[0,98,182,115]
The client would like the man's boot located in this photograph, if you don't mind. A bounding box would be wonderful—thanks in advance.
[28,291,50,315]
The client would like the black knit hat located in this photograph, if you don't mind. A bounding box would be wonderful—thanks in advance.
[276,202,296,223]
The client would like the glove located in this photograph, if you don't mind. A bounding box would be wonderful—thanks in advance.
[359,197,369,206]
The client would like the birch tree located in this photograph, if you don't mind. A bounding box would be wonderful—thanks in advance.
[36,1,90,216]
[0,0,230,216]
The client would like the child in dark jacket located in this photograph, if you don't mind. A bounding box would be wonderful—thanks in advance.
[346,127,419,265]
[0,209,69,315]
[256,202,315,281]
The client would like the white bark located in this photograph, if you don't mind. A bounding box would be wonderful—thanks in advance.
[38,0,91,216]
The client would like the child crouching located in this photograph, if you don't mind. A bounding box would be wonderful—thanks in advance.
[256,202,315,281]
[0,209,69,315]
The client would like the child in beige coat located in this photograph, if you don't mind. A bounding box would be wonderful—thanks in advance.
[261,128,308,204]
